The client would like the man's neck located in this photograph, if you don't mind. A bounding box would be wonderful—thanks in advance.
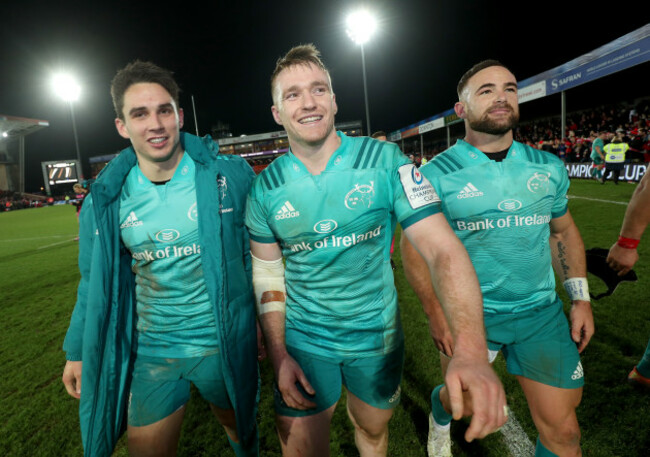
[138,149,185,183]
[464,130,513,153]
[290,131,341,175]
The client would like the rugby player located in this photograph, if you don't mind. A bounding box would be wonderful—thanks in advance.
[245,44,506,457]
[590,131,607,180]
[61,61,259,456]
[607,171,650,388]
[401,60,594,457]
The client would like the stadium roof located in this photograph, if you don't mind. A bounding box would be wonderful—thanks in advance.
[0,114,49,139]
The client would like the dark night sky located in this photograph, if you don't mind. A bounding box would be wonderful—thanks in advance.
[1,1,648,191]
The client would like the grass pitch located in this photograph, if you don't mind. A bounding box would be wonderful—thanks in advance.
[1,178,648,456]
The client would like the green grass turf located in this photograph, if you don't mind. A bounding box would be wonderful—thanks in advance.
[1,179,648,456]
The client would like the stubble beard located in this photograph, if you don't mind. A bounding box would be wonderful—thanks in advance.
[468,105,520,135]
[292,116,336,149]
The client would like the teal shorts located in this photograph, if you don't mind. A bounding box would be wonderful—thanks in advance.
[128,352,231,426]
[485,301,583,389]
[591,155,604,165]
[275,343,404,417]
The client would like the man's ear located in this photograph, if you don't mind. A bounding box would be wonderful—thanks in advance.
[454,101,467,120]
[115,118,130,139]
[271,105,283,126]
[178,108,184,129]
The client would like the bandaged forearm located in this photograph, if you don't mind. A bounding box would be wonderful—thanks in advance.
[563,277,590,302]
[252,254,286,315]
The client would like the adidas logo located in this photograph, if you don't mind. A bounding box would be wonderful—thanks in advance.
[571,361,584,380]
[457,182,484,199]
[275,201,300,220]
[120,211,143,229]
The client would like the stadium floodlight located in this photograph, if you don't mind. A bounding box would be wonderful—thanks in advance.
[2,132,7,138]
[52,73,81,102]
[346,9,377,136]
[52,73,83,179]
[346,10,377,45]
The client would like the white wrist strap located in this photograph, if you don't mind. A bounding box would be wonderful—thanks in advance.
[563,277,590,302]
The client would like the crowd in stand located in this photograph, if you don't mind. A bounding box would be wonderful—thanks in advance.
[248,156,276,174]
[1,189,68,212]
[517,99,650,164]
[0,190,43,211]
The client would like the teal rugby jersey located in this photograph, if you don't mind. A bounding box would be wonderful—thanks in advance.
[420,139,569,314]
[119,153,219,357]
[590,137,604,160]
[246,132,441,358]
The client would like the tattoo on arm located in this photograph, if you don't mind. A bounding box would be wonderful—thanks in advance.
[557,241,570,278]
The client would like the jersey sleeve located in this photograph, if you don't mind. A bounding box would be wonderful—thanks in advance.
[389,146,441,229]
[245,180,278,244]
[551,162,570,218]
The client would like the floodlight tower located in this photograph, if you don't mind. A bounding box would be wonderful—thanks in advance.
[346,9,377,136]
[53,73,84,179]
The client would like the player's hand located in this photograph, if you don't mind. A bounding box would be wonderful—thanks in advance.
[274,352,316,410]
[256,321,267,361]
[428,312,454,357]
[570,300,594,353]
[607,243,639,276]
[445,354,507,442]
[62,360,82,399]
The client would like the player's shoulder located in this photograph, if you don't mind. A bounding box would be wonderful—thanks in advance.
[251,154,292,194]
[343,134,405,170]
[420,142,472,179]
[512,141,566,170]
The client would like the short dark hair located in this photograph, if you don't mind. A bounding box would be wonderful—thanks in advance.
[271,44,331,105]
[371,131,387,139]
[111,60,181,120]
[457,60,510,99]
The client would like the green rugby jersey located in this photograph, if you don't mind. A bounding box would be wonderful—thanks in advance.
[420,140,569,314]
[246,132,440,358]
[119,153,219,357]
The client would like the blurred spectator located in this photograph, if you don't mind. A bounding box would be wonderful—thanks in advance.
[371,130,387,141]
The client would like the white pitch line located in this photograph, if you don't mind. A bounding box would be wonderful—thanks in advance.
[568,195,628,206]
[500,407,535,457]
[0,234,75,242]
[37,239,76,249]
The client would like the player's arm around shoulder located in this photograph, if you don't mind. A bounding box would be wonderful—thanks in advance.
[549,211,594,353]
[61,194,97,399]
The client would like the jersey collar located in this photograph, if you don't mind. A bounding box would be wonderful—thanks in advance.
[130,151,195,189]
[455,139,525,162]
[287,131,349,174]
